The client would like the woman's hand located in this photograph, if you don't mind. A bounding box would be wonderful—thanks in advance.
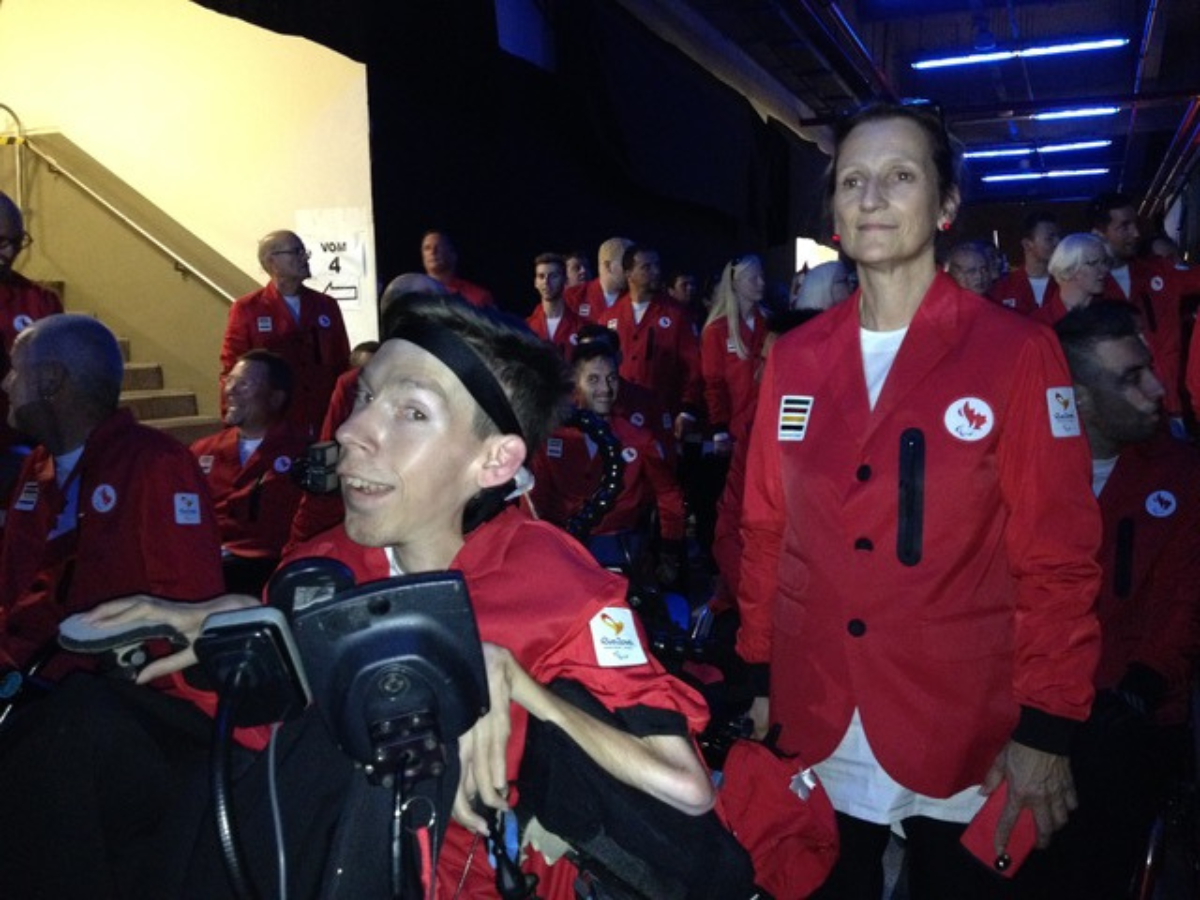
[80,593,258,683]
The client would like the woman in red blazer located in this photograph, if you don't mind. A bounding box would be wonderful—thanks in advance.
[736,101,1102,898]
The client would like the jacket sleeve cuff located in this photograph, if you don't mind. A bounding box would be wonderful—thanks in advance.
[1011,705,1079,756]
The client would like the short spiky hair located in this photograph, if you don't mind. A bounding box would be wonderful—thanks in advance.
[384,293,571,453]
[1054,299,1142,388]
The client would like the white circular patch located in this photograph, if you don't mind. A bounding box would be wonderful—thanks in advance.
[1150,276,1164,292]
[569,334,579,345]
[1145,490,1177,518]
[318,314,331,328]
[658,316,673,329]
[621,447,638,463]
[13,314,33,332]
[274,455,292,474]
[943,397,994,442]
[91,483,118,513]
[630,412,645,427]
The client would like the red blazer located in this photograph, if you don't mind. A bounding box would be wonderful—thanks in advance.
[612,293,703,418]
[526,302,584,360]
[190,422,310,559]
[700,310,768,441]
[531,414,685,540]
[220,283,350,439]
[1094,435,1200,725]
[987,268,1059,316]
[289,508,708,896]
[0,409,224,671]
[737,273,1102,797]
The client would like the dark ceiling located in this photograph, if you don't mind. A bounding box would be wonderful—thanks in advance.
[672,0,1200,215]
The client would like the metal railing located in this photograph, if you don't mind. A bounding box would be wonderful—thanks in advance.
[0,108,237,304]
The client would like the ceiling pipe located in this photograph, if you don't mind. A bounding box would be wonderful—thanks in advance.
[1141,98,1200,217]
[612,0,835,151]
[1118,0,1162,192]
[789,0,897,102]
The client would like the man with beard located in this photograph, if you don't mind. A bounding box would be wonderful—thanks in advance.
[1024,300,1200,898]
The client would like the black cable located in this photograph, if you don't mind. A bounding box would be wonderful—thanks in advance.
[391,777,404,900]
[212,664,262,900]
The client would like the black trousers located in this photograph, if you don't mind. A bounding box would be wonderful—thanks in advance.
[809,811,1042,900]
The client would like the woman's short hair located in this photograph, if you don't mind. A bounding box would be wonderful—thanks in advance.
[1048,233,1110,284]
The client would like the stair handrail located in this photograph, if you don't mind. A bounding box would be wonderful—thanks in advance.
[0,103,27,213]
[17,134,237,303]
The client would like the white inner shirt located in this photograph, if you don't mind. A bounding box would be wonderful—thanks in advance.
[860,325,908,410]
[814,325,987,826]
[1029,274,1051,307]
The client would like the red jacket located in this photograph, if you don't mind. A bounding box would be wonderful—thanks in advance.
[611,293,703,418]
[526,302,584,360]
[1094,435,1200,725]
[564,279,622,324]
[283,368,357,555]
[438,274,495,309]
[700,310,768,441]
[737,273,1102,797]
[531,414,685,540]
[1101,259,1200,417]
[1190,311,1200,423]
[289,508,708,898]
[190,422,310,560]
[220,283,350,439]
[0,273,63,454]
[987,268,1059,316]
[0,272,62,351]
[0,409,224,671]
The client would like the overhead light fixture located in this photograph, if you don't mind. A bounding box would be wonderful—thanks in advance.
[982,168,1110,183]
[912,37,1128,70]
[964,139,1112,160]
[1032,106,1120,121]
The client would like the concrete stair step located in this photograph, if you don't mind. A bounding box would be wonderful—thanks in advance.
[145,414,223,445]
[120,388,199,420]
[122,361,163,392]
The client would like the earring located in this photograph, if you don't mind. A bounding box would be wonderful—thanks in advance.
[940,220,952,232]
[831,233,841,243]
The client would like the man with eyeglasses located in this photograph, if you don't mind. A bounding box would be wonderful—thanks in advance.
[0,191,63,523]
[220,230,350,439]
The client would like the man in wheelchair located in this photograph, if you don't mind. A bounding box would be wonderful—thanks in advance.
[530,339,685,590]
[0,296,756,900]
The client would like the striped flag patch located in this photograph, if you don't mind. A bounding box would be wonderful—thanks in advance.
[778,395,814,441]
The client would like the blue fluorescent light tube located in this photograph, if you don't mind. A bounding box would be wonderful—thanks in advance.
[964,139,1111,160]
[982,168,1109,183]
[913,37,1128,70]
[1032,106,1120,121]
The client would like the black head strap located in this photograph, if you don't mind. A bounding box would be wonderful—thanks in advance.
[391,319,525,441]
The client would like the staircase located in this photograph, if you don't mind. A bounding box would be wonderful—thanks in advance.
[116,336,223,446]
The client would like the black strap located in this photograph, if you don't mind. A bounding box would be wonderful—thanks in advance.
[391,319,525,441]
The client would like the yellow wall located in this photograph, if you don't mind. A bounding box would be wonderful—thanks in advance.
[0,0,376,414]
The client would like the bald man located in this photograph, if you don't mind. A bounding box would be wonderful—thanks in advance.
[220,230,351,439]
[0,314,222,680]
